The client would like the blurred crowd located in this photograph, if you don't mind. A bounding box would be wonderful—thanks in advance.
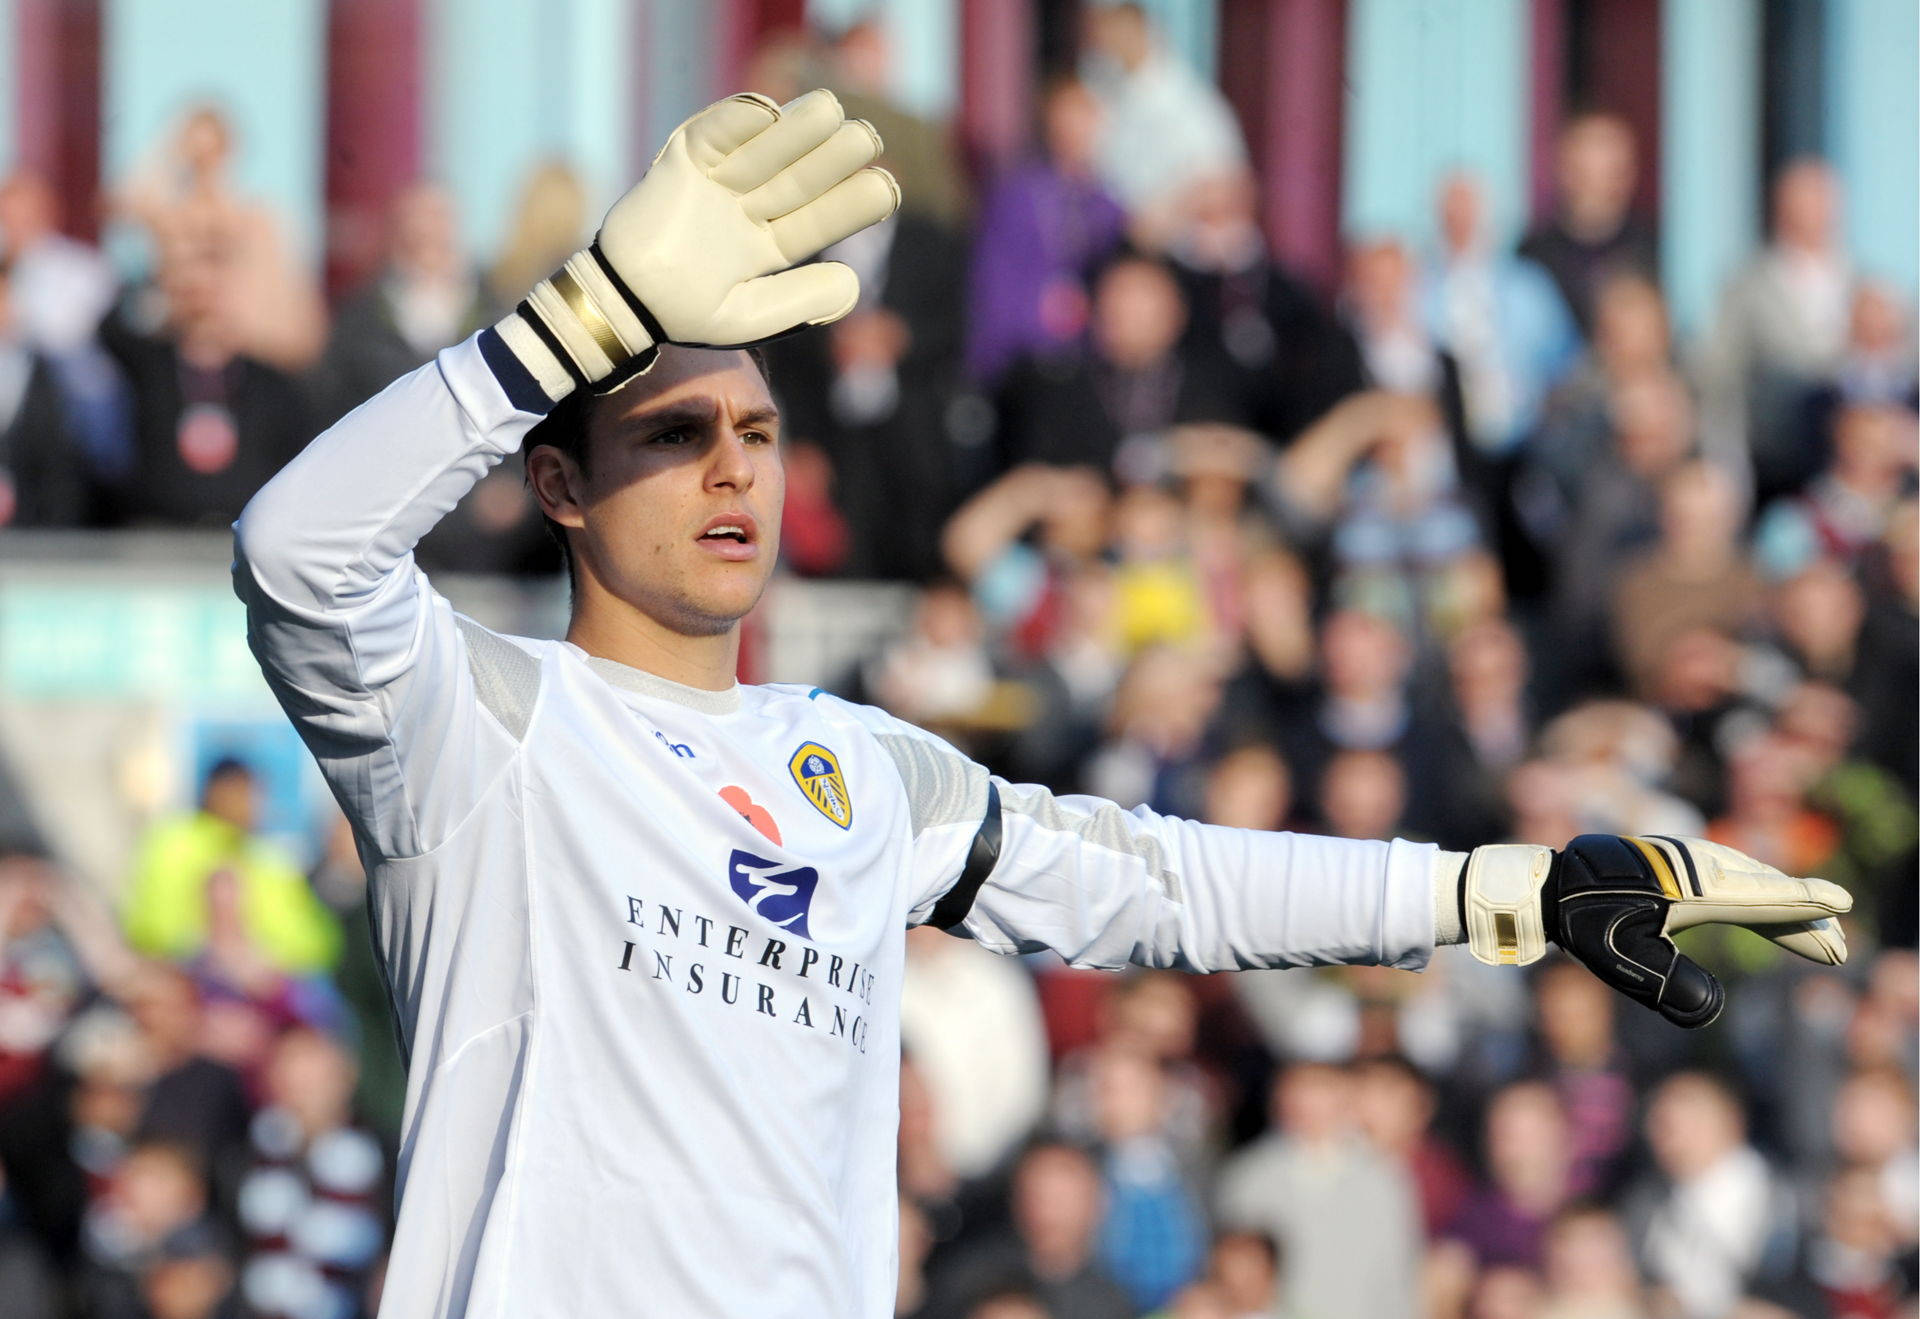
[0,5,1915,1319]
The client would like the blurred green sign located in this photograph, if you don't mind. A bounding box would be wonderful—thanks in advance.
[0,581,268,701]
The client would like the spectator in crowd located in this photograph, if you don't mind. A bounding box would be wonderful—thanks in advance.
[1705,159,1858,499]
[768,203,968,580]
[1204,1229,1284,1319]
[1828,282,1918,413]
[322,194,556,575]
[1216,1062,1422,1319]
[1539,1204,1647,1319]
[936,1140,1135,1319]
[1105,482,1210,655]
[0,256,90,527]
[1550,368,1698,698]
[1803,1162,1913,1319]
[1317,749,1408,841]
[1343,238,1453,403]
[1827,1066,1919,1242]
[943,464,1115,659]
[1425,171,1580,460]
[863,579,1000,736]
[122,965,252,1176]
[1053,972,1214,1174]
[1530,959,1636,1199]
[317,183,498,425]
[1706,731,1838,892]
[485,159,587,310]
[115,104,327,374]
[1080,643,1225,817]
[1609,459,1763,703]
[828,19,970,229]
[79,1139,226,1319]
[1352,1053,1474,1238]
[1531,271,1678,512]
[121,759,339,976]
[901,924,1051,1182]
[1166,172,1362,441]
[995,250,1250,476]
[1518,113,1658,335]
[97,225,315,528]
[966,76,1126,385]
[234,1028,386,1319]
[1406,618,1533,849]
[0,170,131,483]
[1629,1072,1794,1319]
[1199,744,1294,833]
[1264,607,1428,808]
[1853,499,1918,792]
[1086,1046,1208,1311]
[1079,2,1248,227]
[1752,402,1918,580]
[1447,1080,1576,1270]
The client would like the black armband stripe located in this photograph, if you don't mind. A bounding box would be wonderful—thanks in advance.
[930,780,1001,932]
[1648,836,1704,897]
[516,300,589,390]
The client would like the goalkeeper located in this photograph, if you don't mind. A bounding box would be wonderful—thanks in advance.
[232,91,1850,1318]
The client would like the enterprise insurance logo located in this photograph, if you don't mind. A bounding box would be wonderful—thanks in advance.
[727,849,819,939]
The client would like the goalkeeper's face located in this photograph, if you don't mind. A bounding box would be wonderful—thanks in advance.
[542,346,784,637]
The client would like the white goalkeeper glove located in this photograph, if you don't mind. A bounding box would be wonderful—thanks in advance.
[1455,834,1852,1028]
[493,88,899,402]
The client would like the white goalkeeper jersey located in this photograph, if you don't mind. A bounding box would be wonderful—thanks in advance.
[233,334,1441,1319]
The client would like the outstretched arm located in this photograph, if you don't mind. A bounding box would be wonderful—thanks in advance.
[858,707,1852,1025]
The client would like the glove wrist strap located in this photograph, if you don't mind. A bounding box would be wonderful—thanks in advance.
[499,248,662,403]
[1462,844,1556,966]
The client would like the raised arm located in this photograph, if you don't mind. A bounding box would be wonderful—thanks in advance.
[236,90,898,858]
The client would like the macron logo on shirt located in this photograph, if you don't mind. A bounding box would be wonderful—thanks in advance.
[727,850,820,939]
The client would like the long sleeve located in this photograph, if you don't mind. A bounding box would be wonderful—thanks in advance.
[232,333,546,860]
[848,700,1438,974]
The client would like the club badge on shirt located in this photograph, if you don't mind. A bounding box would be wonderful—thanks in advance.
[788,742,852,830]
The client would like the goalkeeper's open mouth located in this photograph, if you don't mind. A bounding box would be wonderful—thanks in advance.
[696,511,762,561]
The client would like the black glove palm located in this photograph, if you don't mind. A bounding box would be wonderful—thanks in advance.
[1542,834,1850,1029]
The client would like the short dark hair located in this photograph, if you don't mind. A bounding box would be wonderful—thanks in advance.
[524,345,774,585]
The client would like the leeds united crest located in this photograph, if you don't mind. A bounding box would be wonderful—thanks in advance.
[788,742,852,829]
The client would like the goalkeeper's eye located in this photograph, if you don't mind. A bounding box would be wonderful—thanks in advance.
[651,428,693,446]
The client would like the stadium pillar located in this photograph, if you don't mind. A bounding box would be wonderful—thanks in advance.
[1342,0,1531,252]
[1824,0,1919,291]
[1526,0,1567,225]
[1581,0,1663,222]
[13,0,101,240]
[718,0,807,92]
[1218,0,1346,296]
[1659,0,1761,336]
[325,0,425,299]
[959,0,1035,176]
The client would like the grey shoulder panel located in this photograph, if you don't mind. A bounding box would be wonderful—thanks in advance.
[874,732,989,837]
[455,618,541,742]
[999,782,1185,904]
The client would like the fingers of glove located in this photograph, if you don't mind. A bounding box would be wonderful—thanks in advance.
[706,262,862,344]
[678,93,782,171]
[710,89,846,193]
[767,168,901,264]
[1763,917,1849,966]
[1663,880,1854,934]
[741,120,884,224]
